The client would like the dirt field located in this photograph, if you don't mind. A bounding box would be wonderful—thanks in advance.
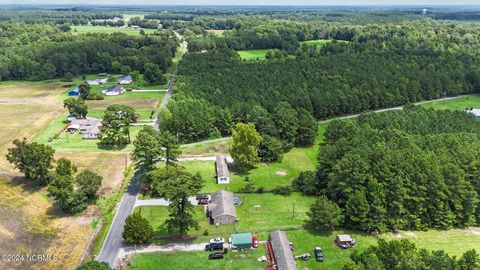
[0,81,131,270]
[0,83,66,171]
[86,98,158,110]
[55,152,131,195]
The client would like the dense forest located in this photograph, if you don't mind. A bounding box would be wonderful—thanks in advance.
[0,22,178,80]
[166,21,480,145]
[298,107,480,231]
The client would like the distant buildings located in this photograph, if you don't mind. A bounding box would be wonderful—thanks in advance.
[87,78,108,86]
[68,87,80,96]
[102,85,125,96]
[466,109,480,121]
[118,75,133,85]
[422,8,428,15]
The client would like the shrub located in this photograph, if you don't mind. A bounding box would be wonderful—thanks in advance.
[272,185,293,196]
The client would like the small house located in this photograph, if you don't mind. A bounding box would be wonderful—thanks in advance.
[118,75,133,85]
[97,78,108,84]
[207,190,237,225]
[68,87,80,96]
[87,80,100,86]
[268,230,297,270]
[98,73,110,76]
[68,117,102,139]
[231,233,253,249]
[215,155,230,184]
[67,114,77,122]
[102,85,125,96]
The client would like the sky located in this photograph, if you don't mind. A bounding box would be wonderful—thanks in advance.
[1,0,479,6]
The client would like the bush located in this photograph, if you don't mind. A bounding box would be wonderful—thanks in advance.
[271,185,293,196]
[203,229,209,236]
[123,212,154,244]
[255,187,265,193]
[237,182,255,193]
[87,93,104,100]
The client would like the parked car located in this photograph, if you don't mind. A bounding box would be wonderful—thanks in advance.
[205,242,224,251]
[198,198,209,205]
[210,238,225,244]
[208,252,224,260]
[252,236,259,248]
[314,247,324,262]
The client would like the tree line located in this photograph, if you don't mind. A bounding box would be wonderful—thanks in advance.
[0,22,178,81]
[301,107,480,232]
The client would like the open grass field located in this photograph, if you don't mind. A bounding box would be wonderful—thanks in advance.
[71,25,155,36]
[301,39,349,51]
[180,139,232,156]
[206,29,228,37]
[421,94,480,110]
[237,50,269,60]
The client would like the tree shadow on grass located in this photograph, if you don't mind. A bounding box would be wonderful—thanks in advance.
[6,176,43,194]
[96,143,128,151]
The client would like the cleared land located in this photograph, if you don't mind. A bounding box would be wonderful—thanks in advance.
[237,50,269,60]
[206,29,227,37]
[71,25,155,36]
[421,94,480,110]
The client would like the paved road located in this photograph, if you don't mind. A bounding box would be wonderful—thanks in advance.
[154,40,188,131]
[96,168,145,267]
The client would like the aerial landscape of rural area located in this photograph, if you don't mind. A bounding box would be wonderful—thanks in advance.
[1,0,480,269]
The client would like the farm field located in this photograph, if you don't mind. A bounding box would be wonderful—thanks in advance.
[71,25,155,36]
[206,29,227,36]
[421,94,480,110]
[237,49,269,60]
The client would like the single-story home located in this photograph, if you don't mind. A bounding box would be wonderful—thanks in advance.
[231,233,253,249]
[466,109,480,121]
[118,75,133,85]
[87,80,100,86]
[207,190,237,225]
[102,85,125,96]
[98,72,110,76]
[268,230,297,270]
[68,87,80,96]
[216,155,230,184]
[68,117,102,139]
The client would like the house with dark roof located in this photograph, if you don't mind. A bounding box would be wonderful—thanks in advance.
[68,87,80,96]
[268,230,297,270]
[216,155,230,184]
[118,75,133,85]
[207,190,237,225]
[102,85,125,96]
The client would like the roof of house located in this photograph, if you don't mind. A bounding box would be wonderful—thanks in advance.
[336,234,353,242]
[69,117,101,134]
[231,233,252,245]
[270,230,296,270]
[216,155,229,178]
[119,75,132,81]
[209,190,237,219]
[68,87,79,93]
[104,85,124,93]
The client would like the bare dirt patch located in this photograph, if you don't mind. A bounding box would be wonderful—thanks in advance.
[55,152,131,195]
[276,170,287,176]
[86,98,158,110]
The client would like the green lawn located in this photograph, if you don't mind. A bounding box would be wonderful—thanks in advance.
[33,112,142,152]
[71,25,155,36]
[421,94,480,110]
[128,248,266,270]
[237,50,269,61]
[126,227,480,270]
[137,192,314,240]
[301,39,349,51]
[182,123,326,193]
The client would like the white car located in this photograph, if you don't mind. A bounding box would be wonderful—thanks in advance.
[210,238,225,244]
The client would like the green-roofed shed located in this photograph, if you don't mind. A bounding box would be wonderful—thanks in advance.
[231,232,252,249]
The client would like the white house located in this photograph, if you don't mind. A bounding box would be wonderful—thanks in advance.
[102,85,125,96]
[216,155,230,184]
[87,80,100,86]
[118,75,133,85]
